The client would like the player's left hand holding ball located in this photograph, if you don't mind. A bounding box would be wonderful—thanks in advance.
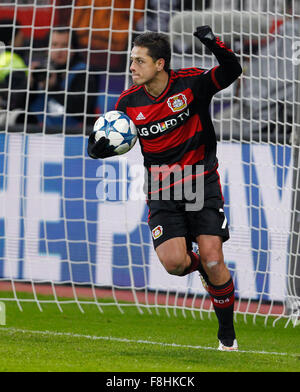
[87,134,117,159]
[88,110,137,159]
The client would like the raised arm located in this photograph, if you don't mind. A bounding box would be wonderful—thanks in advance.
[193,25,242,90]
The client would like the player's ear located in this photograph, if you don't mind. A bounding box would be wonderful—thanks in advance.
[156,58,165,72]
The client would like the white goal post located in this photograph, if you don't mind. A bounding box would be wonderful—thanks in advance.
[0,0,299,327]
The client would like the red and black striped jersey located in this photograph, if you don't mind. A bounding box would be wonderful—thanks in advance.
[115,38,242,199]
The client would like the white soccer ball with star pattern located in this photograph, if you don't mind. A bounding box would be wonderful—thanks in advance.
[93,110,137,155]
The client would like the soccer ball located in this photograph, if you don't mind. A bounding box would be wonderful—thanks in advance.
[93,110,137,155]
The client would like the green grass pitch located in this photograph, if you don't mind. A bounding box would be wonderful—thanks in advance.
[0,292,299,372]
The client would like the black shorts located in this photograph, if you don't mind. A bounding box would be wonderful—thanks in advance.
[147,176,230,249]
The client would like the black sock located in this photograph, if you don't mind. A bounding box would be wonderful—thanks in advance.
[180,251,201,276]
[207,278,236,341]
[181,254,236,341]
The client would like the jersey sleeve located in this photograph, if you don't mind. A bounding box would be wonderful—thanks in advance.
[195,67,224,98]
[195,37,242,98]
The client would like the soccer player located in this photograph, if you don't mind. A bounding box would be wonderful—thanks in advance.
[88,26,242,351]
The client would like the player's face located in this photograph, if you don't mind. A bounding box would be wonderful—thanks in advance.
[130,46,163,86]
[50,32,73,66]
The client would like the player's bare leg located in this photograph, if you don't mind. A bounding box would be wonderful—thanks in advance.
[155,237,190,276]
[156,235,238,351]
[196,235,230,286]
[155,236,207,277]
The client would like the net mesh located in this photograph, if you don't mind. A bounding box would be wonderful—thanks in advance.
[0,0,299,327]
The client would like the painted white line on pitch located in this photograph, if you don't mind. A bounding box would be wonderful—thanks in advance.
[0,327,298,358]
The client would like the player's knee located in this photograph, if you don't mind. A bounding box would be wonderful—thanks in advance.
[159,251,187,276]
[200,246,224,274]
[203,259,222,273]
[201,257,229,285]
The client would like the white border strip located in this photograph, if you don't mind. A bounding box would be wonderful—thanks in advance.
[1,327,298,358]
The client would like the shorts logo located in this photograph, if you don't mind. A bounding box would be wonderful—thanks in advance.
[152,225,163,240]
[219,208,228,229]
[167,93,187,112]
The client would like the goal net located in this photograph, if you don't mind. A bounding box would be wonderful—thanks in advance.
[0,0,299,327]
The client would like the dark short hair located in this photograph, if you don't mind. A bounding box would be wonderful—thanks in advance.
[133,32,171,72]
[52,28,80,50]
